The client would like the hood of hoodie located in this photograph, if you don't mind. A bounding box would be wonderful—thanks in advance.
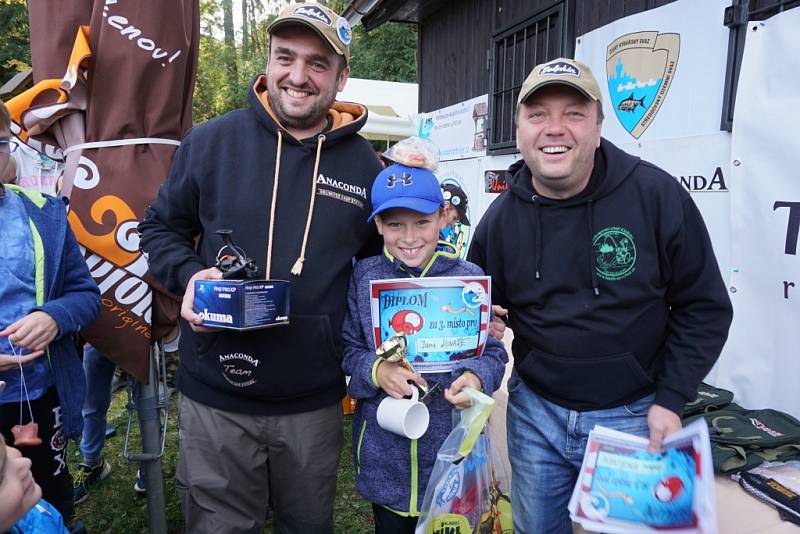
[249,74,369,145]
[508,138,640,207]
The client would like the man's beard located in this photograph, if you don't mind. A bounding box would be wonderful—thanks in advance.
[268,89,334,132]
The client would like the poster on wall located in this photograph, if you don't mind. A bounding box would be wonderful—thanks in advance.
[436,159,481,258]
[416,95,488,161]
[713,10,800,418]
[484,169,511,194]
[574,0,730,144]
[473,155,520,230]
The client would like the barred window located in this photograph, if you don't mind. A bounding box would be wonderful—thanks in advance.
[488,2,570,154]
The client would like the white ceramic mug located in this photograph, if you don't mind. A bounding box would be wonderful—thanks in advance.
[376,386,430,439]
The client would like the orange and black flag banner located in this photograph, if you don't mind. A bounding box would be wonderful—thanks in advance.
[7,0,199,382]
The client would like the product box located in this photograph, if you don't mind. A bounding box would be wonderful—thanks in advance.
[194,279,290,330]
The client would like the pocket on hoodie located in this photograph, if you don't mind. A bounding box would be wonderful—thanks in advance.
[192,313,344,399]
[515,347,653,407]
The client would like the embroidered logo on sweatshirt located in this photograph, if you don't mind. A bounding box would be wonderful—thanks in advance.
[219,352,260,388]
[593,226,637,281]
[316,173,367,209]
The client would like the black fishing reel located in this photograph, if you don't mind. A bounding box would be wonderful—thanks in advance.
[214,229,259,280]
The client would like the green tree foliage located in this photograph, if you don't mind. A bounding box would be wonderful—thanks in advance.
[0,0,31,87]
[1,0,416,122]
[193,0,271,122]
[194,0,416,122]
[348,21,417,83]
[324,0,417,83]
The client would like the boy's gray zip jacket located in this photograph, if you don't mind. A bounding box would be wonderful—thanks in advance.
[342,245,508,515]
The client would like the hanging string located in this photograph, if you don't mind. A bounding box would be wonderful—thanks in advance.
[10,341,36,426]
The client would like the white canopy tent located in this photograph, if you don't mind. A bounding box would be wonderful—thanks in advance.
[338,77,418,141]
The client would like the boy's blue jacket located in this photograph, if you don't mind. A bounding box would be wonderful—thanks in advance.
[4,185,101,439]
[342,244,508,515]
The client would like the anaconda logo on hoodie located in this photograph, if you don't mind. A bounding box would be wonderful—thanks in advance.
[593,226,637,281]
[219,352,260,388]
[316,173,367,209]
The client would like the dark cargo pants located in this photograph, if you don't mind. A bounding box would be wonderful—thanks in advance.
[176,394,343,534]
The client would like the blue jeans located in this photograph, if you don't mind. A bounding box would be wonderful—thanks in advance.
[79,345,116,463]
[506,370,654,534]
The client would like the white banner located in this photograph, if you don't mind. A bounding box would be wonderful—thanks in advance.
[575,0,729,143]
[417,95,488,161]
[618,133,732,277]
[714,9,800,418]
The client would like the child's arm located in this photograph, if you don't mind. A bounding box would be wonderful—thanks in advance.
[341,271,385,400]
[341,270,428,399]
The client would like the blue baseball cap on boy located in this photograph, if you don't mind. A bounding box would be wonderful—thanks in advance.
[368,163,445,221]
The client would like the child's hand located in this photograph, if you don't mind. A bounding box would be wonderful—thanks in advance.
[376,361,427,398]
[0,311,59,351]
[0,351,45,372]
[445,372,482,410]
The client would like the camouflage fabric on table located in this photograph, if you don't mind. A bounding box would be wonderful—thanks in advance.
[683,382,734,416]
[686,404,800,473]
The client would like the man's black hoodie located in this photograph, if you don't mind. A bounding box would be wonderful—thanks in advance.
[140,75,382,415]
[469,139,733,414]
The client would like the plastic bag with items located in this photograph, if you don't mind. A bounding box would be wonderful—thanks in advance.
[385,136,440,171]
[415,387,513,534]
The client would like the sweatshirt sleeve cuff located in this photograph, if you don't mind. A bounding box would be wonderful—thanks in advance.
[178,261,208,294]
[371,359,383,389]
[654,386,688,416]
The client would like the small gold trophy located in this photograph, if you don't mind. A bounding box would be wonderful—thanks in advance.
[376,333,441,404]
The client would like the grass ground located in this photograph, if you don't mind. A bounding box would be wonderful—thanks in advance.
[69,390,374,533]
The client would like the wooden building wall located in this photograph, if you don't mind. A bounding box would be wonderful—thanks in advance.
[418,0,680,112]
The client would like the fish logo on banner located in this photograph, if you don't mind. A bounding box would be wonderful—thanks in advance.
[606,31,680,139]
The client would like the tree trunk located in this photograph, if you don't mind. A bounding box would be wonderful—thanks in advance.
[222,0,238,83]
[249,0,262,57]
[241,0,249,60]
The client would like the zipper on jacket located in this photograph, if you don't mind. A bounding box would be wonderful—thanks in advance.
[27,213,53,370]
